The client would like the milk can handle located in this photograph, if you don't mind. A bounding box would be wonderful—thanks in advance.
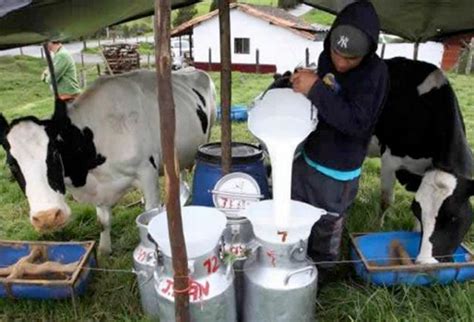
[284,266,314,286]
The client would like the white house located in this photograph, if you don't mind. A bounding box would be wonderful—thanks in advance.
[172,3,444,73]
[172,3,328,73]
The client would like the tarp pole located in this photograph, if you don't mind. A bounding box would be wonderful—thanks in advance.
[42,43,59,99]
[154,1,190,321]
[219,0,232,175]
[413,42,419,61]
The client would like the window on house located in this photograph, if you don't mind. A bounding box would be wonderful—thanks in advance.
[234,38,250,54]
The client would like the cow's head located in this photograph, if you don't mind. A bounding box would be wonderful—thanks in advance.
[0,99,105,233]
[0,104,70,232]
[411,170,474,263]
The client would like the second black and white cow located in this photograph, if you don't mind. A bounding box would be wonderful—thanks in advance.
[371,57,473,263]
[267,57,474,264]
[0,69,216,254]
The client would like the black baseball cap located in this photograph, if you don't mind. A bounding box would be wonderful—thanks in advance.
[330,24,370,58]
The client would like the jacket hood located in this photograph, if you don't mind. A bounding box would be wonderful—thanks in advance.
[324,1,380,55]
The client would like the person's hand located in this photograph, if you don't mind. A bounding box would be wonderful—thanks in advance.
[290,69,319,96]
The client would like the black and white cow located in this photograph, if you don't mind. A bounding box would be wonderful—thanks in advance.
[267,57,473,264]
[0,69,216,254]
[370,57,473,263]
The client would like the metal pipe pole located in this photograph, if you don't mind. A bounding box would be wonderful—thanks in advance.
[154,1,190,321]
[219,0,232,175]
[42,43,58,99]
[413,42,419,61]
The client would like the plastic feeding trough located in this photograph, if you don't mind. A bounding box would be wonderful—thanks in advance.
[0,240,96,299]
[350,231,474,286]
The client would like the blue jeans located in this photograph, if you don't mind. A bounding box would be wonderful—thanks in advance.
[291,156,359,266]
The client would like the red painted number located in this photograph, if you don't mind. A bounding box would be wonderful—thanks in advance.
[137,248,147,261]
[203,256,219,274]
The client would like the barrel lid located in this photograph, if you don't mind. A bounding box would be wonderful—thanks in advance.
[197,142,263,164]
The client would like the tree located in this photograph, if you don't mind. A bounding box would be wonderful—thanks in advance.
[278,0,300,9]
[173,5,198,27]
[210,0,218,12]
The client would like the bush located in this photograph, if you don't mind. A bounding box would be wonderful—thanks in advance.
[173,5,198,27]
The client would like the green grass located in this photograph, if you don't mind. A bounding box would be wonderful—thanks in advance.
[176,0,284,24]
[0,56,473,321]
[301,9,335,26]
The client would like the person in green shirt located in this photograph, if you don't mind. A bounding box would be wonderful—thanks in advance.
[41,41,81,102]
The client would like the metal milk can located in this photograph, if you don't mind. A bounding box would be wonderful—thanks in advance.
[133,208,160,318]
[212,172,263,319]
[242,237,318,322]
[222,216,254,319]
[149,206,237,322]
[241,199,326,322]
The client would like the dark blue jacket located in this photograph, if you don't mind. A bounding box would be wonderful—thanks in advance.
[304,1,389,171]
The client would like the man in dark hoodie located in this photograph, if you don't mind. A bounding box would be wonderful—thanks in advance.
[290,1,389,281]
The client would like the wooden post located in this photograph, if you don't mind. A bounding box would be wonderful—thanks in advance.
[208,47,212,71]
[79,70,86,89]
[81,52,85,69]
[40,47,44,59]
[256,49,260,73]
[413,42,419,61]
[154,1,190,321]
[189,34,193,60]
[82,38,87,51]
[42,43,58,99]
[179,35,182,56]
[305,47,309,67]
[96,63,101,76]
[19,47,24,55]
[219,0,232,175]
[465,37,474,75]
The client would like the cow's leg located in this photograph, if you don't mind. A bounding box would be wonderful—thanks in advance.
[415,170,456,264]
[137,166,159,211]
[97,206,112,255]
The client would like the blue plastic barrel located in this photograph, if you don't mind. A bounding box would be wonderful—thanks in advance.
[192,142,270,206]
[216,105,248,122]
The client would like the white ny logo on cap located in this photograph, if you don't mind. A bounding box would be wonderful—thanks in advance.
[337,35,349,48]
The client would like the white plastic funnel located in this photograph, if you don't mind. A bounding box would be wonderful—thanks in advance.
[248,88,317,228]
[147,206,227,258]
[243,199,326,244]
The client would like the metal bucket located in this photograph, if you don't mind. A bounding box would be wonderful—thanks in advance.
[242,237,318,322]
[133,208,161,318]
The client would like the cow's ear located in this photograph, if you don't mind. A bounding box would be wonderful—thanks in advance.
[0,114,9,144]
[395,169,422,192]
[52,99,71,127]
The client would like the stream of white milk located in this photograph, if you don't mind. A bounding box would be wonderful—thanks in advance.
[251,116,314,228]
